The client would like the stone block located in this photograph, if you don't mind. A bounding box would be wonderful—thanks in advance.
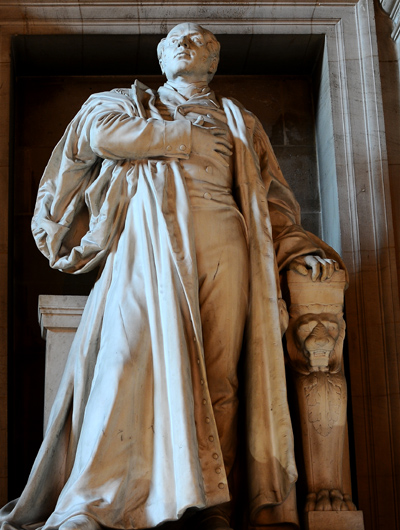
[304,510,364,530]
[39,294,87,429]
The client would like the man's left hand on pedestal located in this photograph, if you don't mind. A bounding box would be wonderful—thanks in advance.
[288,255,340,281]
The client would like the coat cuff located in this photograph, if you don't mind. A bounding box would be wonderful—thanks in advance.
[164,120,191,158]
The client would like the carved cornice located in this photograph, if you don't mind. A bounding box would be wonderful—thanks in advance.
[379,0,400,39]
[0,0,359,29]
[38,294,87,338]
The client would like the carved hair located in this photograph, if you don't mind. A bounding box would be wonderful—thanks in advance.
[157,24,221,81]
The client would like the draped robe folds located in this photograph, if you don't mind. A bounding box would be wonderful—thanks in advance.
[0,81,342,529]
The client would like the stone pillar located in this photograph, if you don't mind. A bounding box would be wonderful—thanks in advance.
[285,270,364,530]
[38,294,87,430]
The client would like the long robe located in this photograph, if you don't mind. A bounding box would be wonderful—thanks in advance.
[0,81,334,529]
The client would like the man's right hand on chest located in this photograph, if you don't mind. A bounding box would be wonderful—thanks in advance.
[191,123,233,167]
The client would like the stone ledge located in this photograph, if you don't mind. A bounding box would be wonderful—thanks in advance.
[38,294,88,338]
[304,510,365,530]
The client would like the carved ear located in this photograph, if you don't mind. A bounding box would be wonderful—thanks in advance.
[328,320,346,373]
[285,318,312,375]
[209,57,218,75]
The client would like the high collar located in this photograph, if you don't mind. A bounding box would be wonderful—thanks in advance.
[158,82,220,109]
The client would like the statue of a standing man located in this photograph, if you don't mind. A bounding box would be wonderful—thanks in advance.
[0,23,340,530]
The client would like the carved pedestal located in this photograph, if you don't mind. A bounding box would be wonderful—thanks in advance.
[285,270,364,530]
[304,511,365,530]
[38,294,87,429]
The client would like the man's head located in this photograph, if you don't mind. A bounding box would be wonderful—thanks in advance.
[157,23,220,84]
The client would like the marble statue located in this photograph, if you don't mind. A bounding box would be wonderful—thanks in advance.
[0,23,351,530]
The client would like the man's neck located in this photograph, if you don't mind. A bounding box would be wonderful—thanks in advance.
[165,80,210,99]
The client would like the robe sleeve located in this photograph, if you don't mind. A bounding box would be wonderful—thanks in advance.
[90,110,191,160]
[32,90,189,274]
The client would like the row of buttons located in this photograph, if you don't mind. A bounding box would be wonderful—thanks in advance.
[194,346,225,490]
[166,144,187,152]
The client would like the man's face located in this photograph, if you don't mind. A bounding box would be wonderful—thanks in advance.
[160,23,217,82]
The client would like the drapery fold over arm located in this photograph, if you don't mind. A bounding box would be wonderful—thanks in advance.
[252,119,326,271]
[90,111,192,160]
[32,89,193,274]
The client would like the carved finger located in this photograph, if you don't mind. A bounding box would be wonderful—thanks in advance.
[209,116,229,129]
[288,258,308,276]
[193,116,205,126]
[215,139,233,151]
[325,260,335,280]
[210,127,229,137]
[325,258,338,279]
[214,153,230,167]
[215,146,233,157]
[310,260,321,282]
[315,256,328,281]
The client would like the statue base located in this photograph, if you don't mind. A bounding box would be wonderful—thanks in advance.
[304,510,365,530]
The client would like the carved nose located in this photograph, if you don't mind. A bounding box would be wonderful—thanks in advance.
[178,38,188,48]
[310,322,330,346]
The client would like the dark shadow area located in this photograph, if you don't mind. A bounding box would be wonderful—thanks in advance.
[11,33,324,76]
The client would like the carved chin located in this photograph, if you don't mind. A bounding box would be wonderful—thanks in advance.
[307,350,331,367]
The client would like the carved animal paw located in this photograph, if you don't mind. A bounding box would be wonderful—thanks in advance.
[315,489,332,510]
[305,492,317,511]
[330,489,357,511]
[306,489,357,511]
[343,493,357,511]
[59,515,102,530]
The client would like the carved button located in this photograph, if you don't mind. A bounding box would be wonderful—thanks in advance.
[208,435,214,442]
[202,399,206,405]
[197,358,200,364]
[179,144,187,151]
[203,192,212,200]
[205,166,212,174]
[193,337,197,342]
[166,145,172,151]
[213,453,218,460]
[205,417,210,424]
[218,483,225,489]
[200,379,204,385]
[215,467,222,474]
